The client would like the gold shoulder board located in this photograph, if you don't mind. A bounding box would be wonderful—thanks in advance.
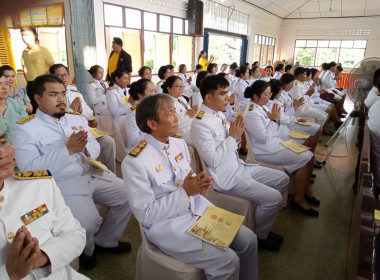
[13,170,52,180]
[17,114,35,124]
[131,104,137,111]
[89,80,95,84]
[196,111,205,119]
[238,79,241,82]
[71,89,81,93]
[196,88,200,93]
[248,104,254,111]
[129,140,148,157]
[171,133,182,139]
[66,111,80,115]
[109,86,115,90]
[295,81,298,85]
[156,80,162,84]
[376,91,380,96]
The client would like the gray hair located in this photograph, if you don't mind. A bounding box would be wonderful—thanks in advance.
[136,94,173,134]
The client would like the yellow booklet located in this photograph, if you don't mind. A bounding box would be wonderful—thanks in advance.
[121,96,129,104]
[85,157,110,173]
[281,140,310,153]
[89,128,110,139]
[289,130,310,139]
[294,118,313,126]
[187,205,244,249]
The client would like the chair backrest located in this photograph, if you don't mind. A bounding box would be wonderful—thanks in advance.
[187,145,203,174]
[234,95,243,114]
[244,131,258,164]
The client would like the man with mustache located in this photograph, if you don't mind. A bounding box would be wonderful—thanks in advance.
[11,75,132,270]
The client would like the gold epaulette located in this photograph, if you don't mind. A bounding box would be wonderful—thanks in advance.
[295,81,299,85]
[88,80,95,84]
[13,170,52,180]
[156,80,162,84]
[196,88,200,93]
[238,78,241,82]
[71,89,81,93]
[109,86,115,90]
[130,104,137,111]
[196,111,205,119]
[66,111,80,115]
[248,104,254,111]
[17,114,35,124]
[171,133,182,139]
[376,91,380,96]
[129,140,148,157]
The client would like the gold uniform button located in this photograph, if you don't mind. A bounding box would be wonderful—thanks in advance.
[191,210,194,214]
[167,151,170,155]
[163,146,167,150]
[0,195,4,202]
[173,167,176,171]
[81,160,85,164]
[175,182,179,186]
[7,232,14,239]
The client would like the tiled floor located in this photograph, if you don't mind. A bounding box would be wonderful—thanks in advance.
[80,116,359,280]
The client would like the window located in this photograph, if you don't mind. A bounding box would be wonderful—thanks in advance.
[253,34,276,66]
[10,27,67,71]
[208,33,242,66]
[294,39,367,68]
[104,4,194,75]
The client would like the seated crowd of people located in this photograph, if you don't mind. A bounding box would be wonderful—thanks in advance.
[0,35,365,279]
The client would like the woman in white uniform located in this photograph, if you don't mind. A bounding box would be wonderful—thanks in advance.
[273,64,284,80]
[233,65,251,111]
[192,71,210,110]
[178,64,193,101]
[125,78,157,151]
[249,66,261,85]
[163,75,198,146]
[87,65,111,116]
[244,80,319,217]
[364,68,380,109]
[138,66,152,80]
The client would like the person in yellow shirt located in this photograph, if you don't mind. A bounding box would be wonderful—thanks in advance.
[106,37,132,82]
[21,26,54,113]
[198,50,214,71]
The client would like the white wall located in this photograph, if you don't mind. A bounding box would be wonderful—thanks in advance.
[278,16,380,64]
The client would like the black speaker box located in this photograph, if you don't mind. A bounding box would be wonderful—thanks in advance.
[187,0,203,35]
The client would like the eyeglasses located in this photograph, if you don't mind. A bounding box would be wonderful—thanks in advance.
[56,74,69,79]
[172,86,184,89]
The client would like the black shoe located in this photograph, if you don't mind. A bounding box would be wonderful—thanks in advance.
[315,159,324,165]
[80,253,96,270]
[269,231,283,244]
[290,200,319,217]
[313,163,323,169]
[258,236,281,251]
[311,173,316,178]
[239,148,248,155]
[310,178,315,184]
[95,241,131,254]
[323,131,334,136]
[305,196,320,206]
[334,122,343,129]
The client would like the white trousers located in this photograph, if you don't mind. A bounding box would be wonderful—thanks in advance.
[164,225,258,280]
[97,135,116,173]
[226,165,289,238]
[63,172,132,256]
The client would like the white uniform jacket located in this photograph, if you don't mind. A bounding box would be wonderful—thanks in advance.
[178,73,193,98]
[156,80,164,94]
[0,175,86,280]
[12,110,101,196]
[244,101,286,155]
[122,134,211,253]
[233,78,251,111]
[191,89,203,111]
[125,103,145,151]
[66,84,93,120]
[86,80,111,116]
[364,86,379,109]
[273,71,282,80]
[106,84,129,124]
[320,70,336,91]
[190,104,255,191]
[169,95,193,145]
[228,73,237,92]
[266,100,292,137]
[289,80,310,114]
[261,76,272,82]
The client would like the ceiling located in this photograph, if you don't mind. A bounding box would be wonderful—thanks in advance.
[240,0,380,19]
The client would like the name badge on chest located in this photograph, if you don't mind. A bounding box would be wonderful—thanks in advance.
[175,153,184,163]
[72,126,84,130]
[21,204,49,225]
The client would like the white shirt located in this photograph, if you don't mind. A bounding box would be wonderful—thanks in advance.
[233,78,251,111]
[106,84,130,124]
[87,79,111,116]
[364,86,379,109]
[66,84,94,120]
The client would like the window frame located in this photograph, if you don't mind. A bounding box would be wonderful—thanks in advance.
[103,3,196,76]
[253,34,276,65]
[293,39,367,68]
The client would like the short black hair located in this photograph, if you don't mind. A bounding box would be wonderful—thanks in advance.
[0,65,15,73]
[196,71,210,88]
[265,65,274,71]
[32,74,65,97]
[195,64,203,70]
[217,72,228,79]
[49,64,69,75]
[294,67,306,78]
[275,64,284,72]
[373,68,380,87]
[285,65,293,72]
[167,64,174,70]
[280,73,296,85]
[110,69,129,86]
[136,94,173,134]
[310,68,319,79]
[113,37,123,47]
[244,80,270,100]
[88,65,102,77]
[305,68,311,77]
[236,65,248,78]
[336,65,343,72]
[129,79,152,101]
[162,75,182,93]
[199,75,229,99]
[207,63,217,73]
[269,79,283,100]
[158,65,170,80]
[230,62,238,70]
